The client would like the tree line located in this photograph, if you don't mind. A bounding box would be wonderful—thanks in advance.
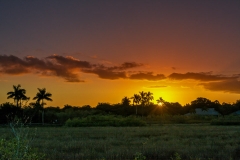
[1,84,240,125]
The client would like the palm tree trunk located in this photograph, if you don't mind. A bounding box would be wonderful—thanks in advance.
[16,99,19,108]
[136,105,138,116]
[42,110,44,125]
[42,100,44,125]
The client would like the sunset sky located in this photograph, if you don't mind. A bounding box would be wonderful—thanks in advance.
[0,0,240,107]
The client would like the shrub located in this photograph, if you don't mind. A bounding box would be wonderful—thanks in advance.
[65,115,147,127]
[0,120,45,160]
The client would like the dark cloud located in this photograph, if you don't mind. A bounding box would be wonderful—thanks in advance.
[46,54,92,68]
[0,55,25,67]
[0,55,86,82]
[0,55,143,82]
[81,62,143,80]
[2,65,30,75]
[168,72,237,81]
[118,62,144,70]
[0,55,30,74]
[129,72,166,81]
[4,54,238,87]
[200,79,240,94]
[168,72,240,94]
[108,62,144,70]
[83,68,127,80]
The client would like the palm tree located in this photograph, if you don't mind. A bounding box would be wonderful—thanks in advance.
[145,91,154,106]
[7,84,28,108]
[156,97,165,115]
[139,91,147,117]
[139,91,146,106]
[131,94,141,116]
[33,88,52,125]
[156,97,164,105]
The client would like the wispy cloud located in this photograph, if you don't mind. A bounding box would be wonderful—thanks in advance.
[129,72,166,81]
[146,85,168,88]
[181,86,190,89]
[168,72,237,81]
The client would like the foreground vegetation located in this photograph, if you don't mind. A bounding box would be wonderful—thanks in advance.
[1,124,240,160]
[2,84,240,159]
[2,84,240,126]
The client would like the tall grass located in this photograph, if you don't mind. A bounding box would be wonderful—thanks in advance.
[145,114,216,124]
[0,120,45,160]
[211,115,240,125]
[1,124,240,160]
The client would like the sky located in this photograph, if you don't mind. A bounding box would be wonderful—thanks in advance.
[0,0,240,107]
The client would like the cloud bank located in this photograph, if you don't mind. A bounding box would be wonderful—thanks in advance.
[168,72,240,93]
[199,79,240,94]
[0,54,150,82]
[1,54,240,94]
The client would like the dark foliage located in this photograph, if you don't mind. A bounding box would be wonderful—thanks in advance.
[2,85,240,125]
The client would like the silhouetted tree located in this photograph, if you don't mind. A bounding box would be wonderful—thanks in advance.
[62,104,73,111]
[139,91,146,117]
[139,91,146,106]
[33,88,52,125]
[7,84,28,108]
[156,97,164,105]
[234,100,240,110]
[166,102,183,115]
[138,91,154,116]
[96,103,113,113]
[156,97,167,115]
[145,91,154,106]
[121,96,131,106]
[218,102,234,116]
[131,94,141,116]
[23,102,42,123]
[0,102,22,124]
[191,97,212,111]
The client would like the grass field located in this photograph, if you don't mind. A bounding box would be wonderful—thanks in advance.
[1,124,240,160]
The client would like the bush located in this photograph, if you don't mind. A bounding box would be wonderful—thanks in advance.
[65,115,147,127]
[0,120,45,160]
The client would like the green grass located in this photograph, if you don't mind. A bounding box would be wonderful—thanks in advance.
[1,124,240,160]
[211,116,240,125]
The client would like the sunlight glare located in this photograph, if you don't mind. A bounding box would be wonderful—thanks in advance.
[158,102,163,107]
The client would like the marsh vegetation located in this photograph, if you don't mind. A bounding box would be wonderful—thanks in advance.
[1,124,240,160]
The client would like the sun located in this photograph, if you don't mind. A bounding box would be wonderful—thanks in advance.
[158,102,163,107]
